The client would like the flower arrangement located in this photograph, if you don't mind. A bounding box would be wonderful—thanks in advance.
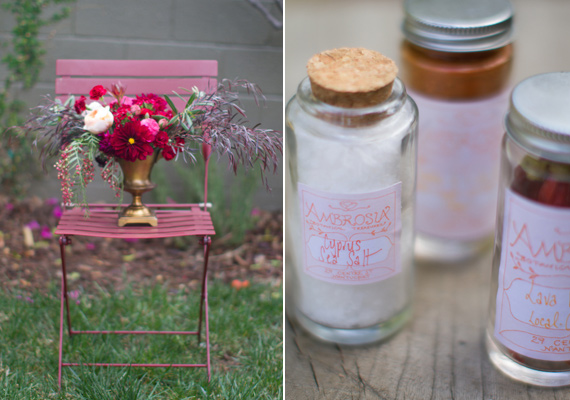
[18,80,282,210]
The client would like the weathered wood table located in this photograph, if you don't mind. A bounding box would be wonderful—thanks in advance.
[285,251,570,399]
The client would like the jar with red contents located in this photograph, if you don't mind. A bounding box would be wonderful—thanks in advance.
[486,72,570,386]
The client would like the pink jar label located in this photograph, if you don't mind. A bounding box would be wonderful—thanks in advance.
[495,189,570,361]
[410,89,510,240]
[298,182,402,285]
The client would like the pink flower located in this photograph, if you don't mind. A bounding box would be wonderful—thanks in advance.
[85,242,96,250]
[121,96,133,106]
[26,221,40,229]
[131,105,141,115]
[5,203,13,212]
[41,226,53,239]
[124,238,139,243]
[53,206,63,219]
[141,118,160,138]
[68,290,80,304]
[46,197,59,206]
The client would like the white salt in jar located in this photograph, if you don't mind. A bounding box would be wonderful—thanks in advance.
[285,48,418,344]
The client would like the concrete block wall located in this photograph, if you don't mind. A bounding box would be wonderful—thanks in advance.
[0,0,283,209]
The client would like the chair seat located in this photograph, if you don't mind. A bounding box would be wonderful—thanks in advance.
[55,204,215,239]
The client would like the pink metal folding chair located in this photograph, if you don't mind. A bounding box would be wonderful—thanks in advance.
[53,59,217,388]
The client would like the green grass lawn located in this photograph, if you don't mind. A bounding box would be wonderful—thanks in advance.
[0,282,283,399]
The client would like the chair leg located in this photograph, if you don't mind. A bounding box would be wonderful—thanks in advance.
[197,236,211,344]
[205,279,211,382]
[60,236,73,337]
[58,235,72,389]
[197,236,211,381]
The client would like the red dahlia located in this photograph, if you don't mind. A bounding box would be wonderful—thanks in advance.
[89,85,107,100]
[74,95,86,114]
[153,131,169,148]
[110,120,154,161]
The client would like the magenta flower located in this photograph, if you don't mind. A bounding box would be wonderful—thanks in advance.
[26,221,40,230]
[41,226,53,239]
[53,206,63,219]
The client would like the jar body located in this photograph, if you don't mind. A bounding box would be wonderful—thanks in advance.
[401,41,513,262]
[486,134,570,386]
[285,77,418,344]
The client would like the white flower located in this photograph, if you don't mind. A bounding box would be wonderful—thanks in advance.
[82,101,103,117]
[83,105,113,134]
[192,86,206,97]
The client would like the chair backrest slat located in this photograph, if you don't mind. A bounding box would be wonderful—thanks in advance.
[56,59,218,77]
[56,77,214,97]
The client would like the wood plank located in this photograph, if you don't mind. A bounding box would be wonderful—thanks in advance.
[285,252,570,399]
[56,59,218,77]
[55,77,216,95]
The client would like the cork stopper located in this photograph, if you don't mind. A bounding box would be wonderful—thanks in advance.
[307,48,398,108]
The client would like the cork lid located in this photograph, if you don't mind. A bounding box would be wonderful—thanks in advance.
[307,48,398,108]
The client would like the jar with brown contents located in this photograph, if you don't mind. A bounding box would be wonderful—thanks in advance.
[401,0,514,262]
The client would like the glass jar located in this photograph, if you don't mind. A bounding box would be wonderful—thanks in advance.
[486,72,570,386]
[285,48,418,344]
[401,0,514,263]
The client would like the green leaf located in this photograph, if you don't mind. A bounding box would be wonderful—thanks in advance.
[164,95,178,115]
[64,95,75,108]
[185,92,197,109]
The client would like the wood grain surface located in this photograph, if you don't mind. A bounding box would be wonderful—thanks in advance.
[285,252,570,399]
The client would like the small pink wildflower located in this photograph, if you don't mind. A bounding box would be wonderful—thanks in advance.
[40,226,53,239]
[124,238,139,243]
[5,203,14,212]
[85,242,96,250]
[251,208,261,217]
[46,197,59,206]
[53,206,63,219]
[68,290,80,304]
[26,221,40,230]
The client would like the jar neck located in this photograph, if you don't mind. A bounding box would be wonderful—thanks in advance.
[295,76,408,127]
[405,41,509,63]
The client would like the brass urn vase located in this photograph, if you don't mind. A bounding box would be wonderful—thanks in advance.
[117,150,160,227]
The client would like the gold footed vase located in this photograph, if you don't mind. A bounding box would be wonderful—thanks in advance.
[117,151,160,227]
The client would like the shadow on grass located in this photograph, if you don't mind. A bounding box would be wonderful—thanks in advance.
[0,282,283,399]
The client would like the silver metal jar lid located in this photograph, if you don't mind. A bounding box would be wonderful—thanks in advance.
[403,0,514,52]
[506,72,570,163]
